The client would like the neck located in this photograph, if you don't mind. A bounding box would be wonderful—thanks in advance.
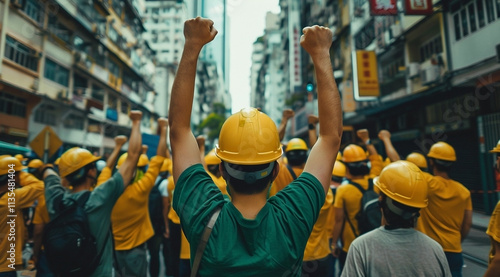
[72,180,93,193]
[433,169,449,179]
[231,189,268,220]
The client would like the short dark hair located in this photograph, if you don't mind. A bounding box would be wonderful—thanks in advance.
[380,193,419,229]
[345,160,370,176]
[66,162,96,187]
[222,162,277,195]
[285,150,308,166]
[429,158,453,173]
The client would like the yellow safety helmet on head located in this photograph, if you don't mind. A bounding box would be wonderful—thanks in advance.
[116,153,150,168]
[374,160,428,209]
[332,161,346,178]
[336,152,342,161]
[28,159,44,169]
[427,141,456,162]
[490,140,500,153]
[54,157,61,165]
[406,152,428,169]
[205,150,221,165]
[15,154,27,163]
[58,147,100,178]
[215,108,282,165]
[342,144,367,163]
[285,138,308,152]
[0,156,26,176]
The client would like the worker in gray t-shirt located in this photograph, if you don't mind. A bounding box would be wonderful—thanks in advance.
[342,161,451,277]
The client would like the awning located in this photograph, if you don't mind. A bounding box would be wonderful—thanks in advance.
[0,141,30,155]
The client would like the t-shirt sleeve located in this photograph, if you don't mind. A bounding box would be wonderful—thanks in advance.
[333,185,346,209]
[341,240,366,277]
[268,172,325,250]
[88,171,124,211]
[172,164,225,242]
[487,200,500,243]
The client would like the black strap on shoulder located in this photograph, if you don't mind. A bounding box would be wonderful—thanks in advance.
[190,207,222,277]
[285,164,298,180]
[344,202,359,238]
[344,180,366,238]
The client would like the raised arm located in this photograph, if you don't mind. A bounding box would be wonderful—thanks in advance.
[278,109,295,142]
[168,17,217,182]
[308,114,319,148]
[378,130,400,162]
[118,111,143,186]
[301,26,343,194]
[156,118,168,158]
[107,136,127,168]
[197,135,207,169]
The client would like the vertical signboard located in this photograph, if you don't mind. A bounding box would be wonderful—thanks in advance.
[355,51,380,98]
[289,4,302,92]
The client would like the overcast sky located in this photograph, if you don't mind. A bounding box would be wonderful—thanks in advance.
[227,0,280,113]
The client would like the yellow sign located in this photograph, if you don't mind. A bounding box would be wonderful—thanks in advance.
[356,51,380,97]
[29,126,63,160]
[342,81,356,112]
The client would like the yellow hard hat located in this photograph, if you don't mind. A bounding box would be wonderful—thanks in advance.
[0,156,26,175]
[383,157,391,168]
[116,153,150,168]
[406,152,428,169]
[28,159,44,169]
[374,160,428,208]
[205,149,221,165]
[427,141,456,162]
[490,140,500,153]
[215,108,282,165]
[55,157,61,165]
[332,161,346,178]
[15,154,27,162]
[57,147,101,178]
[336,152,342,161]
[342,144,367,163]
[161,158,172,172]
[285,138,308,152]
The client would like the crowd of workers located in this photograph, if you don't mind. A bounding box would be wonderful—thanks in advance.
[1,17,500,277]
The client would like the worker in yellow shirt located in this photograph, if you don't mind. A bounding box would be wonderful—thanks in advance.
[0,156,44,274]
[111,118,167,277]
[331,129,383,273]
[378,130,428,172]
[416,141,472,277]
[179,230,191,277]
[27,159,44,180]
[166,172,181,277]
[96,135,128,186]
[270,138,309,196]
[485,200,500,277]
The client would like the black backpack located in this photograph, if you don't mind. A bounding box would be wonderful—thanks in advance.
[42,191,107,277]
[345,179,381,237]
[149,173,168,234]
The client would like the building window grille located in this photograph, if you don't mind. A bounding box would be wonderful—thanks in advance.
[34,104,57,126]
[5,36,38,71]
[44,58,69,87]
[21,0,42,24]
[63,114,85,130]
[0,92,26,117]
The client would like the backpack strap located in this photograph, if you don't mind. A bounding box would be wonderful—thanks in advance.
[285,164,298,180]
[343,180,366,238]
[191,207,222,277]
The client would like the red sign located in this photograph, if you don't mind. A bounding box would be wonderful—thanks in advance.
[369,0,398,15]
[404,0,433,15]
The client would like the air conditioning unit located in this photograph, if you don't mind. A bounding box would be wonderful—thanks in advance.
[421,65,440,85]
[408,63,420,78]
[391,24,403,38]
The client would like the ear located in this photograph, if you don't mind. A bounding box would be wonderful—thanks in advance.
[219,163,228,181]
[270,161,279,181]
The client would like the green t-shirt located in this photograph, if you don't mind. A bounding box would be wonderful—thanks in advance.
[45,172,124,277]
[173,164,325,277]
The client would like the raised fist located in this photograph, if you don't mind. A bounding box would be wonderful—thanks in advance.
[142,145,148,154]
[114,135,127,146]
[158,118,168,129]
[378,130,391,141]
[129,110,143,121]
[282,109,295,120]
[196,135,206,149]
[184,17,218,48]
[356,129,370,143]
[308,114,319,125]
[300,25,333,58]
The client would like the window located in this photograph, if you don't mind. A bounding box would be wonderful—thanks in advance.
[4,36,38,71]
[44,59,69,86]
[420,36,442,62]
[0,92,26,117]
[63,114,85,130]
[468,4,477,32]
[92,85,105,102]
[121,100,129,113]
[48,15,71,43]
[73,74,87,90]
[477,0,486,27]
[22,0,42,24]
[35,104,57,126]
[485,0,495,23]
[461,9,469,37]
[454,14,461,40]
[108,59,120,77]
